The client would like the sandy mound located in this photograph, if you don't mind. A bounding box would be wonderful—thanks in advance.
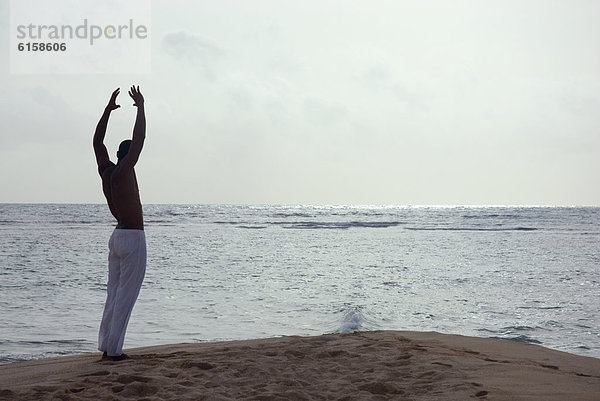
[1,331,598,400]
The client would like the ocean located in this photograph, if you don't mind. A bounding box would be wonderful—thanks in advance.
[1,204,599,363]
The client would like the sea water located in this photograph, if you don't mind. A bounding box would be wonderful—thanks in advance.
[1,204,599,363]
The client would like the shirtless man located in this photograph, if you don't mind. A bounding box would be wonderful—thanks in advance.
[93,86,146,361]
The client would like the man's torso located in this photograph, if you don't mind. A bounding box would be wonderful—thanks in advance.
[100,163,144,230]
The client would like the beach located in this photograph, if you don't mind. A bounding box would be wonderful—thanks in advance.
[1,331,598,400]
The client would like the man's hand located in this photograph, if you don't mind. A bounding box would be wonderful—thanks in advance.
[128,85,144,107]
[106,88,121,111]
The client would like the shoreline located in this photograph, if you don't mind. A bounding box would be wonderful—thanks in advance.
[1,330,599,400]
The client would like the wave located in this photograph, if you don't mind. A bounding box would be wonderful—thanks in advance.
[0,220,21,224]
[491,334,542,345]
[271,212,315,219]
[0,339,89,346]
[211,221,405,230]
[281,221,403,230]
[517,305,563,310]
[405,227,538,232]
[500,325,537,332]
[214,220,539,231]
[0,339,92,364]
[462,214,522,220]
[335,305,379,334]
[339,307,365,333]
[477,325,545,345]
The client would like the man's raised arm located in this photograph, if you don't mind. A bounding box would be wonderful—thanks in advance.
[120,85,145,168]
[93,88,121,170]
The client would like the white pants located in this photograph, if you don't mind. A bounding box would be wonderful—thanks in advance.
[98,229,146,356]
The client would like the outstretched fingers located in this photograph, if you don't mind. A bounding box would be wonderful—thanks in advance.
[110,88,120,101]
[108,88,121,110]
[128,85,144,106]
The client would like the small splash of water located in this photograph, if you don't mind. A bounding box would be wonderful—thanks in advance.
[340,308,363,333]
[337,306,377,333]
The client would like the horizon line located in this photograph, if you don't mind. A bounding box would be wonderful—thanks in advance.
[1,202,599,208]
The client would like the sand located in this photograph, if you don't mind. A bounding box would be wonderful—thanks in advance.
[1,331,598,400]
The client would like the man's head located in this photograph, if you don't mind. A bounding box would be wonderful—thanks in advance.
[117,140,132,161]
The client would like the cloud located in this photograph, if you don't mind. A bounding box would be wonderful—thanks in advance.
[303,97,347,126]
[358,65,429,112]
[161,30,223,65]
[559,92,600,118]
[360,65,392,91]
[392,83,429,111]
[0,85,83,149]
[29,86,71,112]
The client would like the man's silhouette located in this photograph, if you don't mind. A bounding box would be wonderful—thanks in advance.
[93,86,146,361]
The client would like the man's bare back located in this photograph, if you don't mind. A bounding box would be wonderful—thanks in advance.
[94,86,146,230]
[100,163,144,230]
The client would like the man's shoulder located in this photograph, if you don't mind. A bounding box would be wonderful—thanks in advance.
[98,160,116,177]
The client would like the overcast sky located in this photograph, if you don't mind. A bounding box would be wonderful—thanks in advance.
[1,0,599,205]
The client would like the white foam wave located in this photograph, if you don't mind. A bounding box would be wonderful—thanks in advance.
[338,306,377,334]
